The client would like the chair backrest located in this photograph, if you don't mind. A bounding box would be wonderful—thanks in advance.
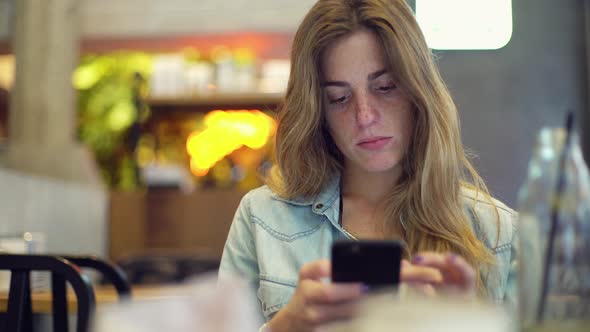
[0,254,96,332]
[60,255,131,299]
[117,252,220,285]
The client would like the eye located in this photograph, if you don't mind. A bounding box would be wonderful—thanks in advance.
[329,95,349,104]
[376,83,396,93]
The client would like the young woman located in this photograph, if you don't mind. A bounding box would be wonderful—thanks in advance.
[219,1,518,331]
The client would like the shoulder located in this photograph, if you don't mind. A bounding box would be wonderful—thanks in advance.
[237,185,325,240]
[240,185,313,212]
[461,188,517,251]
[241,185,278,206]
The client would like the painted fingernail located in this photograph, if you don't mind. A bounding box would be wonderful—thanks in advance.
[412,255,423,263]
[362,284,371,294]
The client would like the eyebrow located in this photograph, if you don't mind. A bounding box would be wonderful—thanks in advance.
[321,68,389,87]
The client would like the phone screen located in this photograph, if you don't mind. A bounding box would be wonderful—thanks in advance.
[331,240,402,287]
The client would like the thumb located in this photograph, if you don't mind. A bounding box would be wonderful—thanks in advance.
[299,259,331,281]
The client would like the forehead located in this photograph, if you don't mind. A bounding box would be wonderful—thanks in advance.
[320,29,388,81]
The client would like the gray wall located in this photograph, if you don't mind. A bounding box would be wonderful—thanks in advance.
[1,0,317,39]
[0,168,108,256]
[409,0,588,207]
[80,0,316,37]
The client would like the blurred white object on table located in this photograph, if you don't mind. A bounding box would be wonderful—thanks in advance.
[325,292,514,332]
[93,273,261,332]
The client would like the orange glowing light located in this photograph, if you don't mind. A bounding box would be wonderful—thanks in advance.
[190,159,210,177]
[186,109,276,177]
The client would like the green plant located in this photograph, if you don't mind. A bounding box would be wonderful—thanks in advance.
[74,52,152,189]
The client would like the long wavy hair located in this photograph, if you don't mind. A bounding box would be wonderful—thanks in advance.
[266,0,498,294]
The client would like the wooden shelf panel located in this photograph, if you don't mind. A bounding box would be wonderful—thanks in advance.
[146,92,284,112]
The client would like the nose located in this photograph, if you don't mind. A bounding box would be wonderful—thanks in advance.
[355,93,379,128]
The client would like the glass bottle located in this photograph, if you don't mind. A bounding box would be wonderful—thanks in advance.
[517,127,590,330]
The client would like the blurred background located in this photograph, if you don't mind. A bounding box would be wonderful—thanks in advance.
[0,0,588,269]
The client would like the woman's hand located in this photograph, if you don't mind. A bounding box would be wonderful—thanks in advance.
[400,252,476,297]
[267,260,364,332]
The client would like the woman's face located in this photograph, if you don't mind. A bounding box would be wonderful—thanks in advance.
[321,29,414,176]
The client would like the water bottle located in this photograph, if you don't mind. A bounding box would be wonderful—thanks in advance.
[517,127,590,331]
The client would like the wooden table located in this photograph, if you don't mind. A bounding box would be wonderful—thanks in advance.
[0,284,191,313]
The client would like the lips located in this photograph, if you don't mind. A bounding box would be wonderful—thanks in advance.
[357,136,392,150]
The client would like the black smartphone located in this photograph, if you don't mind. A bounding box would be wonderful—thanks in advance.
[331,240,403,288]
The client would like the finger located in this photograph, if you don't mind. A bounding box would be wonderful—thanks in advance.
[400,263,443,285]
[413,252,476,289]
[301,280,364,304]
[304,300,360,325]
[401,259,411,268]
[421,283,437,297]
[445,254,476,290]
[300,259,331,281]
[405,282,437,297]
[411,251,447,268]
[411,252,466,285]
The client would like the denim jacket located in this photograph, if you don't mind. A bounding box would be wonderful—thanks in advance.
[218,176,519,321]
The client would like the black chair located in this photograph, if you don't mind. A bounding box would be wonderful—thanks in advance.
[60,255,131,299]
[0,254,96,332]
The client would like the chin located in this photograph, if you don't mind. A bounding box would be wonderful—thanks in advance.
[362,159,401,173]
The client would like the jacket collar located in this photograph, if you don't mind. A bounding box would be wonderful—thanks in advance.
[270,173,341,214]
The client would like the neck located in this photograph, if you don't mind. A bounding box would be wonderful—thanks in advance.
[340,164,402,206]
